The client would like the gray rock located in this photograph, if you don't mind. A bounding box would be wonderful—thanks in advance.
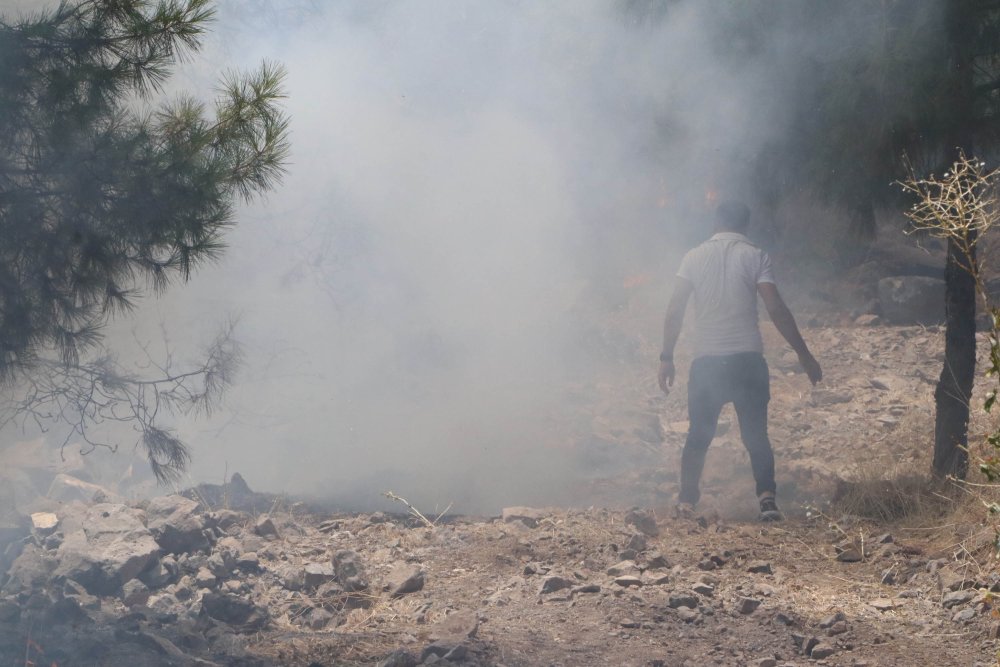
[624,508,659,537]
[429,610,479,641]
[828,620,849,636]
[692,582,714,597]
[253,514,279,538]
[607,560,640,577]
[52,503,160,595]
[2,544,56,593]
[747,561,772,575]
[501,506,545,528]
[942,590,976,609]
[668,593,699,609]
[736,597,761,614]
[677,607,700,623]
[303,607,334,630]
[122,579,151,607]
[614,575,643,588]
[333,550,368,592]
[810,643,836,659]
[878,276,945,325]
[870,598,897,612]
[757,659,778,667]
[194,567,216,588]
[953,607,978,623]
[145,495,209,554]
[277,564,305,591]
[385,563,424,598]
[819,611,846,628]
[377,649,418,667]
[304,562,336,589]
[236,551,260,572]
[539,575,573,594]
[625,533,647,553]
[200,591,269,632]
[644,551,671,569]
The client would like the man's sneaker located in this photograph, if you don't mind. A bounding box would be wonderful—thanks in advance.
[675,502,696,520]
[759,497,784,522]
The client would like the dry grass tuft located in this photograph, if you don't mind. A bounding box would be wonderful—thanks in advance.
[831,472,953,523]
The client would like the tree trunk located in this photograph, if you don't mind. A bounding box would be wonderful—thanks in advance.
[933,234,976,479]
[933,0,977,480]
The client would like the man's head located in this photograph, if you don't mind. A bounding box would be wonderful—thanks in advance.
[715,200,750,233]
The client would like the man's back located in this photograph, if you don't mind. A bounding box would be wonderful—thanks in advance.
[677,232,774,359]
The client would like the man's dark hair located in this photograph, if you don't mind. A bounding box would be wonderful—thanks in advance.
[715,200,751,232]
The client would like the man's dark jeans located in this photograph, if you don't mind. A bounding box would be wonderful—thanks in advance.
[679,351,775,505]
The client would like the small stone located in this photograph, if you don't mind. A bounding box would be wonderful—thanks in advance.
[880,568,896,585]
[677,608,700,623]
[619,618,640,628]
[539,576,573,594]
[501,506,545,528]
[747,561,772,575]
[819,611,846,629]
[875,533,894,544]
[254,515,279,538]
[668,593,699,609]
[304,607,334,630]
[697,559,717,571]
[195,567,216,589]
[304,562,336,589]
[624,508,660,537]
[802,636,821,656]
[754,583,776,597]
[236,552,260,571]
[774,612,795,626]
[30,512,59,535]
[644,551,671,569]
[643,571,671,586]
[572,584,601,595]
[607,560,640,577]
[942,590,976,609]
[836,548,863,563]
[827,620,848,636]
[870,598,897,612]
[122,579,150,607]
[625,533,647,552]
[385,563,425,598]
[736,597,761,614]
[614,575,643,588]
[692,583,715,597]
[810,643,836,659]
[757,659,778,667]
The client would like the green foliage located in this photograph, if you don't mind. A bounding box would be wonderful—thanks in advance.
[0,0,289,480]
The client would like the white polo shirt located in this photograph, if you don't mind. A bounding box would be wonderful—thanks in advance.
[676,232,776,359]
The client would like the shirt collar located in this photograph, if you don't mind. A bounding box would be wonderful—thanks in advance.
[709,232,750,242]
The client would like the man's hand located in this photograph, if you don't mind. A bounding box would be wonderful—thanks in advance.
[799,351,822,385]
[658,359,675,395]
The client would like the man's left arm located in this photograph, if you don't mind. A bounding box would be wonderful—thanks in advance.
[659,277,693,394]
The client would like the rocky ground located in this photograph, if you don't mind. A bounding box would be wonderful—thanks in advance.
[2,291,1000,665]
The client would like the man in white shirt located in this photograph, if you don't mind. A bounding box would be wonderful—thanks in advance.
[658,201,821,521]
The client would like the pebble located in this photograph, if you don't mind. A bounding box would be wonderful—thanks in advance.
[736,597,761,614]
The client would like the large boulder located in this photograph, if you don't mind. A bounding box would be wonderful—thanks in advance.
[145,495,210,554]
[52,503,160,595]
[877,276,945,325]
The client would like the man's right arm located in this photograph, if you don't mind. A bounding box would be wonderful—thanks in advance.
[758,282,822,385]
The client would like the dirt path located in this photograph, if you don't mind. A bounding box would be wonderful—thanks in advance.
[245,507,997,667]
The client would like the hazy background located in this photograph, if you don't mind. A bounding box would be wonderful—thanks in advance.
[0,0,945,513]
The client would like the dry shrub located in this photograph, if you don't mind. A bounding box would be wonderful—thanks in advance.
[831,470,953,523]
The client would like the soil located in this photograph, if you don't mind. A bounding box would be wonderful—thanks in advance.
[221,322,998,666]
[6,321,1000,666]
